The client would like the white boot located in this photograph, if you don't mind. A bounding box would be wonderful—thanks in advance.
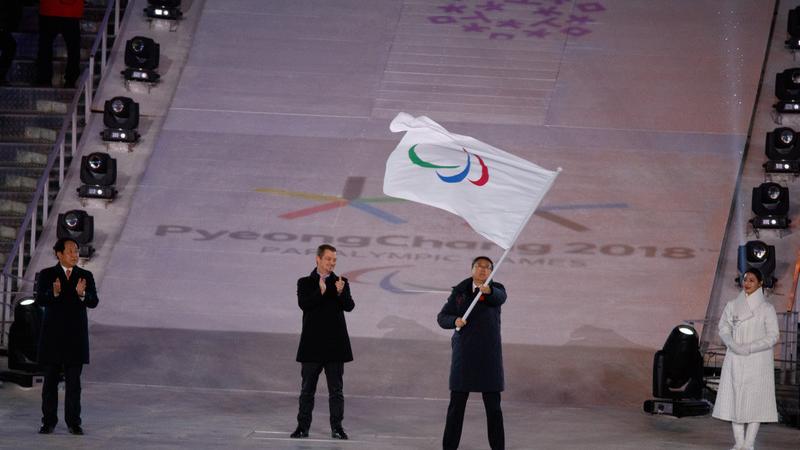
[743,422,760,450]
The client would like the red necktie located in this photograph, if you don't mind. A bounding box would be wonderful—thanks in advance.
[66,269,72,280]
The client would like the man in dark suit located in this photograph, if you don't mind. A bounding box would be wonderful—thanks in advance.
[0,0,22,85]
[290,244,355,440]
[437,256,506,450]
[36,0,84,87]
[36,237,99,435]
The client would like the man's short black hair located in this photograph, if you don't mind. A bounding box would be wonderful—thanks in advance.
[471,256,493,270]
[317,244,337,257]
[53,237,79,254]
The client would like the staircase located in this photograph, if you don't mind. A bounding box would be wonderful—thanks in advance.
[0,1,125,268]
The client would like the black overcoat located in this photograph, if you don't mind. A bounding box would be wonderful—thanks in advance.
[295,269,355,363]
[36,264,99,364]
[437,278,506,392]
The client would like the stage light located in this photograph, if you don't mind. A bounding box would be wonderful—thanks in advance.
[101,96,140,143]
[56,210,95,258]
[764,127,800,174]
[788,6,800,50]
[737,240,776,289]
[122,36,161,82]
[6,297,43,372]
[643,324,710,417]
[0,296,45,387]
[144,0,182,20]
[77,152,117,200]
[750,182,790,231]
[774,68,800,113]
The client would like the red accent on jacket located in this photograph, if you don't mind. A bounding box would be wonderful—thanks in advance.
[40,0,84,18]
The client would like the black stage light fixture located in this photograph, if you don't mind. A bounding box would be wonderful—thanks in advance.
[0,296,45,387]
[737,240,777,289]
[144,0,183,20]
[643,324,711,417]
[750,182,790,231]
[788,6,800,50]
[122,36,161,82]
[56,210,95,258]
[775,68,800,113]
[101,96,140,143]
[763,127,800,174]
[77,152,117,200]
[7,297,43,372]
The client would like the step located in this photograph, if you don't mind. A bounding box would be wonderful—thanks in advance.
[11,33,101,62]
[0,167,56,190]
[0,207,47,233]
[0,239,15,267]
[0,143,60,165]
[0,195,28,215]
[0,85,83,113]
[3,60,92,86]
[0,112,84,141]
[0,164,60,186]
[0,238,31,270]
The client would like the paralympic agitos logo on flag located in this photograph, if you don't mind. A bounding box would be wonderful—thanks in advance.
[408,144,489,186]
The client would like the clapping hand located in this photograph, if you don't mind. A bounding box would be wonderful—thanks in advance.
[335,276,345,295]
[53,278,61,297]
[76,278,87,297]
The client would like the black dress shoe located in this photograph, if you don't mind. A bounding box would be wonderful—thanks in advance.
[38,425,54,434]
[68,425,83,435]
[331,427,348,440]
[289,427,308,438]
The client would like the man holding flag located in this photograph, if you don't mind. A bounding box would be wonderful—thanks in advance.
[384,112,560,450]
[437,256,506,450]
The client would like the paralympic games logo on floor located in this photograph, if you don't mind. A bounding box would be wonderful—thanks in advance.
[427,0,607,40]
[342,265,450,295]
[408,144,489,186]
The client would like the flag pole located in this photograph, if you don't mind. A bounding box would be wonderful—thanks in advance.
[456,168,562,330]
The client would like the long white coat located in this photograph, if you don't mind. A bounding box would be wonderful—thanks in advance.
[712,289,779,423]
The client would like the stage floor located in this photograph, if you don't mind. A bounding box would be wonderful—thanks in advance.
[1,380,798,449]
[7,0,800,447]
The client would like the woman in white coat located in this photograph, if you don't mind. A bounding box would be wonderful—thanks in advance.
[712,268,780,450]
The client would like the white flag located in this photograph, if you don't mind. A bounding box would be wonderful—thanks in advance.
[383,113,560,249]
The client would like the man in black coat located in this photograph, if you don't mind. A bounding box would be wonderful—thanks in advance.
[36,237,99,435]
[290,244,355,440]
[437,256,506,450]
[0,0,22,84]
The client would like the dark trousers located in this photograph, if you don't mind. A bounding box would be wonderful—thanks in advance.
[36,15,81,86]
[0,30,16,81]
[296,362,344,431]
[41,363,83,427]
[443,391,504,450]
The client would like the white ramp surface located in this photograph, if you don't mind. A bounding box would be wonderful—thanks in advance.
[89,0,774,405]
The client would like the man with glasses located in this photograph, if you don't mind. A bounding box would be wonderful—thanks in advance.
[437,256,506,450]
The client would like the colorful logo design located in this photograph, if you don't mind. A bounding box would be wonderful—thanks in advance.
[256,177,629,230]
[408,144,489,186]
[256,176,406,224]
